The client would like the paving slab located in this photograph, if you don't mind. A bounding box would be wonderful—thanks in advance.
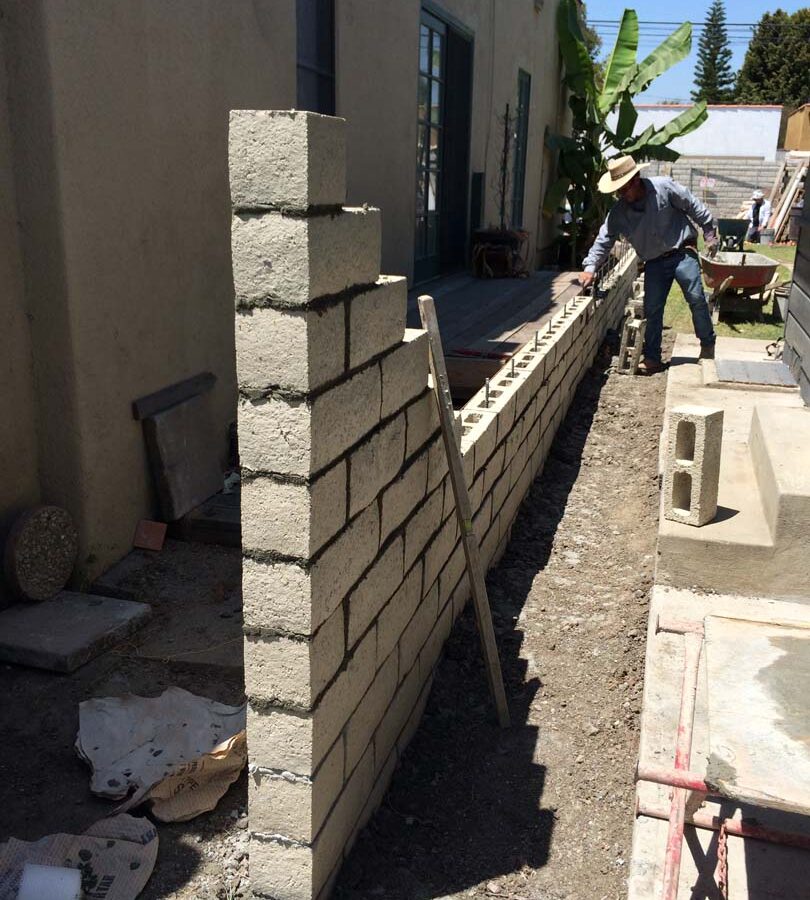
[0,591,151,673]
[704,615,810,816]
[630,585,810,900]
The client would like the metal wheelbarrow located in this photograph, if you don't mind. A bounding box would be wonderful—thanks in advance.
[698,250,782,324]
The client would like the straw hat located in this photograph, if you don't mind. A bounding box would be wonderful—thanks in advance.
[598,155,650,194]
[752,189,765,200]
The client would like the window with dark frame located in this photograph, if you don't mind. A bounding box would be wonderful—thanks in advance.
[415,11,446,266]
[297,0,336,115]
[512,69,531,228]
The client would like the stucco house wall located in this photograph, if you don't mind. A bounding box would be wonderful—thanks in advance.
[0,23,40,597]
[0,0,297,580]
[1,0,562,584]
[337,0,563,281]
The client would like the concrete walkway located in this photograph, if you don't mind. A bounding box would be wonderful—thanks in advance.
[630,336,810,898]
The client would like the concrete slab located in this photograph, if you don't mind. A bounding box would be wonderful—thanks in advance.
[714,358,797,387]
[704,615,810,815]
[0,591,151,673]
[629,585,810,899]
[657,335,809,599]
[90,541,243,670]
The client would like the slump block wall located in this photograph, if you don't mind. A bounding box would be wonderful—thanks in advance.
[230,110,637,900]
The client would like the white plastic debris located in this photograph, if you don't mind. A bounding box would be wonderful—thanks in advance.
[16,864,81,900]
[75,687,247,822]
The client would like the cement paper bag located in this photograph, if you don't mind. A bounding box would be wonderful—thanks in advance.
[0,814,158,900]
[76,687,247,822]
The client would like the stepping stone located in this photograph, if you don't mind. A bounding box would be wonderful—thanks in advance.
[0,591,151,672]
[3,506,78,602]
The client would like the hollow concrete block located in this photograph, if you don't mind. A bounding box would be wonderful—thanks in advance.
[229,110,346,211]
[235,302,345,394]
[232,207,381,308]
[663,405,724,527]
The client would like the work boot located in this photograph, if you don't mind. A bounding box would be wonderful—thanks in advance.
[638,358,665,375]
[698,343,716,360]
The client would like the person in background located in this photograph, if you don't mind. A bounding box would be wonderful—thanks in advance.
[746,189,772,243]
[578,155,718,374]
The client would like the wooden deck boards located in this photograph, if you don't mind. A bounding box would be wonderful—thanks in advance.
[408,271,582,400]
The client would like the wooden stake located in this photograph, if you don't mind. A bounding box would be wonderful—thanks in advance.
[418,295,511,729]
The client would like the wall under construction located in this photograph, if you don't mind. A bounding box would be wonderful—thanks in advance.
[231,110,637,900]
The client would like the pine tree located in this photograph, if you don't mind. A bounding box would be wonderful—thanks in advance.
[736,9,810,110]
[691,0,735,102]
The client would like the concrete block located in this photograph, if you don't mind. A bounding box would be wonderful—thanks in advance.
[344,650,398,772]
[373,656,422,768]
[243,502,379,635]
[249,746,373,900]
[420,593,453,676]
[663,405,724,527]
[423,515,458,592]
[248,735,344,843]
[247,703,314,774]
[348,277,407,369]
[313,627,378,765]
[376,562,423,664]
[235,302,345,393]
[232,207,381,308]
[405,391,440,458]
[403,487,443,571]
[438,542,466,611]
[426,434,449,493]
[348,415,406,517]
[248,835,313,900]
[483,444,506,495]
[396,673,433,757]
[380,453,428,543]
[244,602,344,708]
[347,537,404,648]
[398,582,439,677]
[380,330,430,419]
[229,109,346,210]
[459,409,498,476]
[238,364,381,476]
[241,464,346,559]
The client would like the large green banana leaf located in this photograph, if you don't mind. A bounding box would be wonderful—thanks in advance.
[597,9,639,115]
[629,23,692,95]
[557,0,597,100]
[613,92,638,144]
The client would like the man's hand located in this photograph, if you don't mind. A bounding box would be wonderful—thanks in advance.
[578,271,595,289]
[704,230,719,257]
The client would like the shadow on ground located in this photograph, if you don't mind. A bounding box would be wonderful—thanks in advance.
[335,343,615,899]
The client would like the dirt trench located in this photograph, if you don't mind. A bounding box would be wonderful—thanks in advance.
[333,337,670,900]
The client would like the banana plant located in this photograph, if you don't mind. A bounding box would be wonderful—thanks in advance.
[545,2,709,263]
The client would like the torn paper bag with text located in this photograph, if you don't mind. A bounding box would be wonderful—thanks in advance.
[0,814,158,900]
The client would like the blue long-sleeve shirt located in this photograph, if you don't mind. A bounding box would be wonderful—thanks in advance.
[582,176,715,272]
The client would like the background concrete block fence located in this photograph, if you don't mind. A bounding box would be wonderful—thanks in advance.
[230,110,637,900]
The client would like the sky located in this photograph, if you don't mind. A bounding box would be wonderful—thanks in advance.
[584,0,808,103]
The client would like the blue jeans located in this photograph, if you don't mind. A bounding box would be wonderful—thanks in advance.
[643,249,715,362]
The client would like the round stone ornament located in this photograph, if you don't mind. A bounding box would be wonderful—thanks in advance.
[3,505,79,602]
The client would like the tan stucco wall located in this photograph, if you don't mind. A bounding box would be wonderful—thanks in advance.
[2,0,296,579]
[337,0,562,282]
[0,21,40,590]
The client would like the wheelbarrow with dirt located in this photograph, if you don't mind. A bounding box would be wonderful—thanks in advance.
[698,250,782,324]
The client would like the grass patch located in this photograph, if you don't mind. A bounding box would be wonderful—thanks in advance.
[662,241,795,342]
